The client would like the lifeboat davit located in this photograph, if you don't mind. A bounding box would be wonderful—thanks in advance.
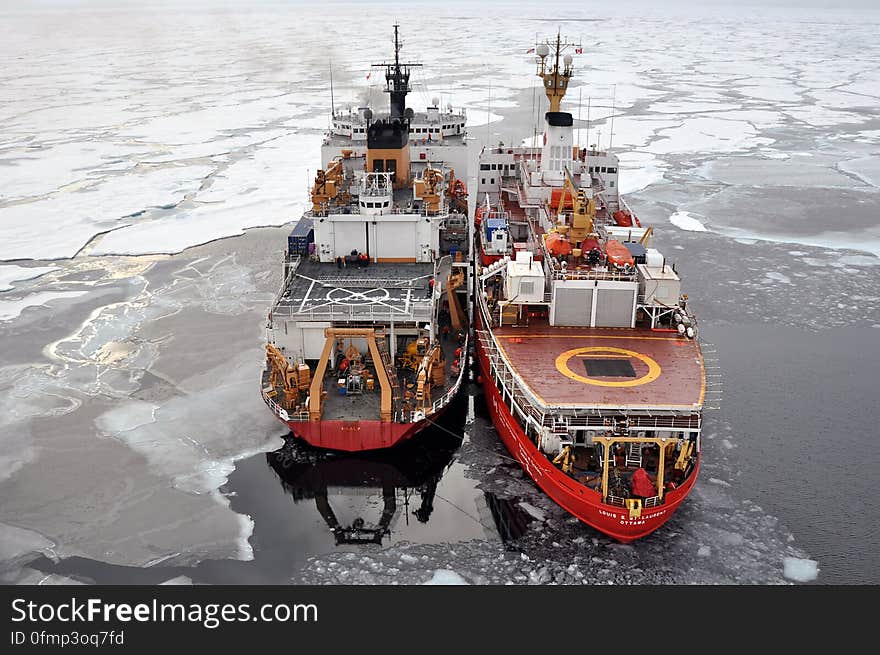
[605,239,635,268]
[545,232,572,257]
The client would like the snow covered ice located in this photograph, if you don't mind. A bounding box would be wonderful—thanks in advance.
[783,557,819,583]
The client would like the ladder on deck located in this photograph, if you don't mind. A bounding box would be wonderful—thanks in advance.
[625,442,643,468]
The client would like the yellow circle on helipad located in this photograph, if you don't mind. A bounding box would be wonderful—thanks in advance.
[555,347,661,387]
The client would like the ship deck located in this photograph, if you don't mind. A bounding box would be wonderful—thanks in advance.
[274,260,434,323]
[492,324,704,410]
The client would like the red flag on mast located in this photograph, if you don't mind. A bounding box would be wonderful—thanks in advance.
[526,47,535,54]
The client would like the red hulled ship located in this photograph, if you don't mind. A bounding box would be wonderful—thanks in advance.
[474,35,704,541]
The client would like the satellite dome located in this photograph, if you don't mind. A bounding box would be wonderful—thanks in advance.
[363,108,373,121]
[564,54,573,66]
[404,107,415,119]
[536,44,549,57]
[431,96,439,107]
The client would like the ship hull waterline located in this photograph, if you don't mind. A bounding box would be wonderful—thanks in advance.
[474,317,699,543]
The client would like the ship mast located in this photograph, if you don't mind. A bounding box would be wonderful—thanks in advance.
[535,31,580,112]
[372,23,422,121]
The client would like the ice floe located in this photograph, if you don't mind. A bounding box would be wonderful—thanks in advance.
[0,291,88,321]
[0,522,56,566]
[783,556,819,583]
[839,156,880,188]
[669,211,708,232]
[617,152,667,194]
[645,117,774,155]
[0,265,58,292]
[423,569,470,585]
[0,164,215,260]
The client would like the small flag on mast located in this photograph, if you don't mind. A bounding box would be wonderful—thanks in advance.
[575,47,583,54]
[526,47,535,54]
[366,71,371,80]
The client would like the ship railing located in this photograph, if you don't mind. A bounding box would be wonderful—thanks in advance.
[309,277,430,288]
[429,330,470,416]
[605,496,627,508]
[550,267,637,282]
[477,296,701,431]
[270,303,433,323]
[270,256,300,311]
[539,414,700,431]
[605,495,663,509]
[261,387,309,423]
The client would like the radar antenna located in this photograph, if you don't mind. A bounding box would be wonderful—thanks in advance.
[533,31,582,112]
[371,24,423,121]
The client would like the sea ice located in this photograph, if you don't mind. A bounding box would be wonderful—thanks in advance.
[617,152,666,194]
[465,109,503,127]
[91,133,321,256]
[0,164,215,260]
[645,117,773,155]
[839,156,880,188]
[423,569,469,585]
[647,100,741,114]
[669,211,708,232]
[783,556,819,582]
[763,272,792,285]
[517,502,547,522]
[0,291,88,321]
[0,522,56,564]
[159,575,194,585]
[0,265,58,292]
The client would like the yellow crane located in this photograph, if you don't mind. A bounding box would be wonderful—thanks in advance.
[309,328,393,422]
[311,158,347,214]
[415,345,445,409]
[265,344,299,409]
[418,165,443,215]
[554,167,596,246]
[446,267,466,331]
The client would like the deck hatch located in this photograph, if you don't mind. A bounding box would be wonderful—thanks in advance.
[583,358,636,378]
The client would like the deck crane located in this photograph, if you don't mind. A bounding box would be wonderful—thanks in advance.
[556,166,597,247]
[415,345,445,409]
[265,344,300,409]
[446,267,466,331]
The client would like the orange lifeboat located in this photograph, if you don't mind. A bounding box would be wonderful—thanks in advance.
[545,232,572,257]
[605,239,634,268]
[550,187,574,210]
[612,210,634,227]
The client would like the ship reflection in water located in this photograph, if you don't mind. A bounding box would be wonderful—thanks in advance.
[266,430,458,546]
